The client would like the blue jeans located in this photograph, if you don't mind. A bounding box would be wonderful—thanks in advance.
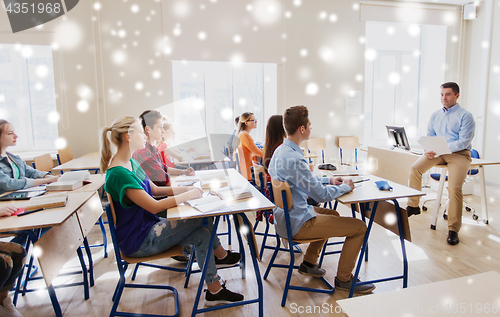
[130,217,222,284]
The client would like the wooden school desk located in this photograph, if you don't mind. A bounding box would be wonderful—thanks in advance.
[335,175,425,298]
[0,178,105,317]
[52,152,100,173]
[337,271,500,316]
[168,168,274,317]
[367,146,500,229]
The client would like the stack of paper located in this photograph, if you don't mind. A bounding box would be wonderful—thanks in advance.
[417,136,451,157]
[25,192,68,211]
[185,196,228,213]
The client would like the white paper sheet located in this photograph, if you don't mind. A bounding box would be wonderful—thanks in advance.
[417,136,452,157]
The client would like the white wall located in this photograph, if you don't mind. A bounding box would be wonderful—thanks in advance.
[462,0,500,186]
[282,0,366,163]
[1,0,497,186]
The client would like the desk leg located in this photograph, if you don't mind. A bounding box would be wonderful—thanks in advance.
[47,285,62,317]
[357,203,368,262]
[191,214,263,317]
[239,213,264,317]
[431,168,447,230]
[478,166,489,224]
[393,199,408,288]
[83,238,94,287]
[232,216,246,279]
[191,216,220,317]
[349,201,378,298]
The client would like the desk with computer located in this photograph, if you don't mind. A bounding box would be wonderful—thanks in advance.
[370,125,499,229]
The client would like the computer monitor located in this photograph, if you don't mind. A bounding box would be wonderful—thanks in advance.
[386,126,410,150]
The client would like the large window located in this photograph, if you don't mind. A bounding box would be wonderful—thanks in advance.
[0,44,58,151]
[171,61,277,145]
[364,22,447,146]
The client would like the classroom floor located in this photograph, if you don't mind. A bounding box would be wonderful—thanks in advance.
[10,183,500,317]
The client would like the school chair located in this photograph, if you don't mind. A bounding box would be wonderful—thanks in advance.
[263,178,336,307]
[307,138,326,164]
[56,147,73,166]
[339,136,360,170]
[105,201,187,317]
[32,153,54,173]
[251,162,304,259]
[421,149,480,221]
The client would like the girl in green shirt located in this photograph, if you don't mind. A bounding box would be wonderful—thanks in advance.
[101,116,243,306]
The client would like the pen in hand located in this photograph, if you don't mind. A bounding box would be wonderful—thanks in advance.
[353,179,370,183]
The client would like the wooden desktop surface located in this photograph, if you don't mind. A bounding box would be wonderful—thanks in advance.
[336,175,425,205]
[168,169,274,220]
[0,191,97,232]
[53,152,100,171]
[338,271,500,316]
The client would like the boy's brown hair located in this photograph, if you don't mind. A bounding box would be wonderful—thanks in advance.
[284,105,309,135]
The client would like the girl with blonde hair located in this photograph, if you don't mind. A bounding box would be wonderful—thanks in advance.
[101,116,243,305]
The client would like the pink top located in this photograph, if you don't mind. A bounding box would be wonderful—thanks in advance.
[157,143,176,168]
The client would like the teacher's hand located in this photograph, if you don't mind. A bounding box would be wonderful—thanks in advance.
[425,150,436,159]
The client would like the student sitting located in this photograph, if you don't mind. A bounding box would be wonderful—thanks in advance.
[0,239,26,317]
[268,105,375,294]
[132,110,194,187]
[237,112,263,181]
[157,118,185,169]
[0,120,59,195]
[101,116,243,305]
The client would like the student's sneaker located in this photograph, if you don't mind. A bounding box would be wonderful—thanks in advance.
[298,262,326,278]
[0,297,24,317]
[214,250,241,268]
[204,282,244,306]
[334,277,376,294]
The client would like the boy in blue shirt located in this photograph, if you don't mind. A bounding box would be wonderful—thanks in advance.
[268,105,374,294]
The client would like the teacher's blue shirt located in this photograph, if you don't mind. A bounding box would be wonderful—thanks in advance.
[427,103,475,153]
[268,138,352,238]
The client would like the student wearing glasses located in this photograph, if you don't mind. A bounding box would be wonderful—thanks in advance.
[133,110,194,188]
[237,112,263,181]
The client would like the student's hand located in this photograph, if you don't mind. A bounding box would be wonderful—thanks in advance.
[0,205,17,217]
[424,150,436,159]
[330,177,344,185]
[343,179,355,191]
[44,175,60,184]
[309,164,315,172]
[186,188,203,200]
[184,167,195,176]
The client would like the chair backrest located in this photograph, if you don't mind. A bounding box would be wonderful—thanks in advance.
[104,197,123,266]
[469,149,480,175]
[235,147,242,174]
[33,153,54,172]
[308,138,326,151]
[270,178,293,210]
[57,147,74,165]
[252,162,267,191]
[106,193,118,224]
[338,136,359,150]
